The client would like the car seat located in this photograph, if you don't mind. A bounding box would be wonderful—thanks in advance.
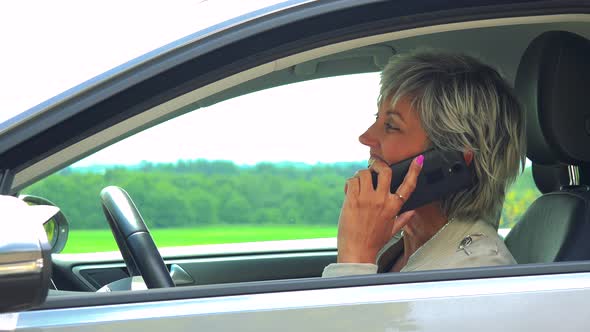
[504,30,590,264]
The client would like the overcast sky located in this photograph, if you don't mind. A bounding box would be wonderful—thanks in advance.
[73,73,380,166]
[1,0,286,121]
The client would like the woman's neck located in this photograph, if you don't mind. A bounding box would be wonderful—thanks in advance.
[393,202,449,271]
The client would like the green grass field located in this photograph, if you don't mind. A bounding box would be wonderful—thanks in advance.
[62,225,338,253]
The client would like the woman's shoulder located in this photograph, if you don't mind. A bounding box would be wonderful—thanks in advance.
[441,219,516,269]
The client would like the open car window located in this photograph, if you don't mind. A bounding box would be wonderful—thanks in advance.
[22,71,538,254]
[22,73,380,254]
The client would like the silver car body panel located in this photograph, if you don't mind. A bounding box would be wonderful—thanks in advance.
[14,272,590,331]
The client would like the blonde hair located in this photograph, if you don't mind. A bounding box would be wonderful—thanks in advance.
[379,50,526,227]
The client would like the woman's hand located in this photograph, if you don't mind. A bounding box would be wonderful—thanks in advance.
[337,155,424,264]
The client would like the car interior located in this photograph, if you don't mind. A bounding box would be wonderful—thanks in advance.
[26,16,590,297]
[504,30,590,264]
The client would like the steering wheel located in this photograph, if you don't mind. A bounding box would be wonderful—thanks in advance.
[100,186,174,289]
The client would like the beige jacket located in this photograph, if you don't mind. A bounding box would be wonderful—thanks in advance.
[322,218,515,277]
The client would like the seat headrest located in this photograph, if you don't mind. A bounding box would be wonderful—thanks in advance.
[515,31,590,165]
[532,163,569,193]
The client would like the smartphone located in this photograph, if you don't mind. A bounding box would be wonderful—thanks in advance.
[371,149,474,214]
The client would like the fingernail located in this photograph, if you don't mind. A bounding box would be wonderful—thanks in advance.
[416,154,424,167]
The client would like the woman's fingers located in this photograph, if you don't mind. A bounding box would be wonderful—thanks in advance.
[345,153,423,213]
[392,210,416,236]
[392,155,424,207]
[369,159,393,196]
[337,155,422,265]
[345,174,361,197]
[357,169,374,195]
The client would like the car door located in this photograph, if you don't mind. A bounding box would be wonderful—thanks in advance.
[4,1,590,331]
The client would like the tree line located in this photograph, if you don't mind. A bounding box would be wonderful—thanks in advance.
[22,159,539,230]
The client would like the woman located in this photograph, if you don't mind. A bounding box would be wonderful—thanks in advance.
[323,51,525,277]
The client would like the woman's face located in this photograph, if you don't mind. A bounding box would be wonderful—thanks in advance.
[359,94,429,165]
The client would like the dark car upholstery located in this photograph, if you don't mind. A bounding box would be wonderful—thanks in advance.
[505,30,590,264]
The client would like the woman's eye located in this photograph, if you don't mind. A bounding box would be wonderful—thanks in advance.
[385,123,399,131]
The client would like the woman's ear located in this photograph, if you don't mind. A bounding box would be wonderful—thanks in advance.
[463,150,474,166]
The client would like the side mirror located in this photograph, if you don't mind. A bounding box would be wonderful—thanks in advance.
[0,196,57,313]
[19,195,69,253]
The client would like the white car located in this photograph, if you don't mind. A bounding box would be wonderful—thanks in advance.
[2,0,590,331]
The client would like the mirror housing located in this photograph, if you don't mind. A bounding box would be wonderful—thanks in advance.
[19,195,69,253]
[0,199,53,313]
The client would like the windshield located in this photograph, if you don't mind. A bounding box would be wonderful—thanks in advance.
[0,0,300,124]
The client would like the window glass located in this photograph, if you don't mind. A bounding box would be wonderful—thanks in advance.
[499,163,541,236]
[22,73,381,253]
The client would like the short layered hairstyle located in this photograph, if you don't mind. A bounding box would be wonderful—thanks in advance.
[379,50,526,227]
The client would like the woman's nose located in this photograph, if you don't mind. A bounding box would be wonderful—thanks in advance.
[359,127,378,147]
